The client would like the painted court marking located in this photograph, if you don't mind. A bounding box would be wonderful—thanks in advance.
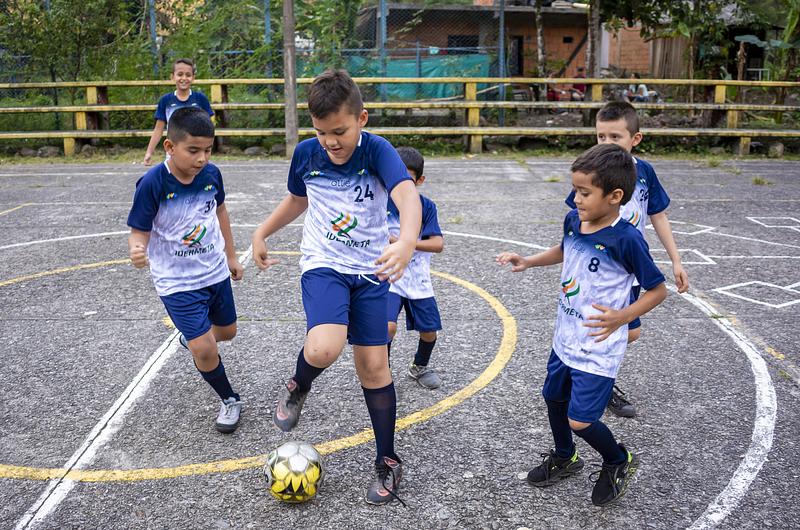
[747,216,800,233]
[713,281,800,309]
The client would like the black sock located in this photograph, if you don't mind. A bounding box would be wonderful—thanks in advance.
[198,356,238,401]
[413,337,436,366]
[573,421,626,465]
[546,400,574,458]
[362,383,397,464]
[293,347,324,393]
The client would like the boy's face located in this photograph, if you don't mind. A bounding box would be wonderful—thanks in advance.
[571,170,623,223]
[171,63,195,92]
[312,107,368,165]
[164,134,213,180]
[596,119,642,153]
[406,168,425,187]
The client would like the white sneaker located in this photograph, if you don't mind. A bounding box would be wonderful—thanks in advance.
[215,397,242,433]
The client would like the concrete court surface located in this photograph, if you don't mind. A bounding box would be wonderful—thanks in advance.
[0,155,798,529]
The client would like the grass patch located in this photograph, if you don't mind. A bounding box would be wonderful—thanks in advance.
[544,175,563,183]
[752,176,773,185]
[448,215,464,224]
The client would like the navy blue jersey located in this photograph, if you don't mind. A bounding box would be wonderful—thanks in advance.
[387,194,442,299]
[553,209,665,378]
[288,132,413,275]
[155,90,214,123]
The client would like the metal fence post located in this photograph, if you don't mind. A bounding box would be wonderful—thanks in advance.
[465,82,481,153]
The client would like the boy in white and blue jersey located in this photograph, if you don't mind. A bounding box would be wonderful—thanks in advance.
[143,59,214,166]
[497,144,667,506]
[386,147,445,389]
[128,108,244,434]
[251,70,421,505]
[565,101,688,418]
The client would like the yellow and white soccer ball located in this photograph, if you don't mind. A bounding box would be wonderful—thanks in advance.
[264,441,324,502]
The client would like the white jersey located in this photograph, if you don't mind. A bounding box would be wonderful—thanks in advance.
[552,210,665,378]
[287,132,412,275]
[387,194,442,299]
[127,162,230,296]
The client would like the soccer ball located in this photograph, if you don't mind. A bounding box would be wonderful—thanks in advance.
[263,441,325,502]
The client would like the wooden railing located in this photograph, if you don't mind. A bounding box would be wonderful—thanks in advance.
[1,77,798,156]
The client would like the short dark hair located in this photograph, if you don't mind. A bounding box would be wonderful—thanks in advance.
[597,101,640,135]
[307,69,364,119]
[571,143,636,204]
[167,107,215,142]
[396,146,424,178]
[173,58,196,74]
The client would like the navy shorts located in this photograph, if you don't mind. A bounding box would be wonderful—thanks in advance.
[629,285,642,330]
[387,292,442,333]
[541,350,615,423]
[301,267,389,346]
[160,278,237,341]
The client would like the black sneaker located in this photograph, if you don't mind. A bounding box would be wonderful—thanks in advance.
[526,448,585,487]
[607,385,636,418]
[365,455,405,506]
[273,378,308,432]
[590,445,639,506]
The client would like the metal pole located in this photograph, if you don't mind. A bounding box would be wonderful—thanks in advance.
[415,39,421,99]
[148,0,159,77]
[498,0,505,126]
[379,0,387,101]
[283,0,298,158]
[265,0,273,77]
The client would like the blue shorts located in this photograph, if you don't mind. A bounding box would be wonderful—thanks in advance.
[160,278,237,341]
[629,285,642,330]
[387,293,442,333]
[541,350,615,423]
[301,267,389,346]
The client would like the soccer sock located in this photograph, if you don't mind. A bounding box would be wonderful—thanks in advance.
[362,383,397,464]
[198,356,238,401]
[572,421,626,465]
[413,338,436,367]
[293,347,324,393]
[545,400,574,458]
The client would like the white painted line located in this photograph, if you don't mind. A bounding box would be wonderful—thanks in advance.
[684,290,777,529]
[651,248,716,265]
[647,220,716,235]
[747,216,800,228]
[706,231,800,250]
[786,282,800,289]
[14,245,254,529]
[0,231,128,251]
[441,230,549,250]
[706,255,800,259]
[713,281,800,309]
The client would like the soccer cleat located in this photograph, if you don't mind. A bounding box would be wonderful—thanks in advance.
[526,448,585,487]
[178,333,189,350]
[408,363,442,389]
[366,455,405,506]
[607,385,637,418]
[215,396,242,434]
[273,378,308,432]
[590,445,639,506]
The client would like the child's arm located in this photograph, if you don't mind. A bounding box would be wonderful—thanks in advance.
[251,193,308,270]
[584,282,667,342]
[496,244,563,272]
[143,120,166,165]
[389,234,444,253]
[128,229,151,268]
[376,180,422,282]
[650,211,689,293]
[217,203,243,280]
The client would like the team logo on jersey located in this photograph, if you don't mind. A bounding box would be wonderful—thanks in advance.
[639,177,647,185]
[166,192,176,200]
[181,224,207,247]
[330,212,358,238]
[594,244,606,252]
[358,169,366,175]
[561,277,580,303]
[204,184,214,191]
[309,170,321,176]
[627,210,641,227]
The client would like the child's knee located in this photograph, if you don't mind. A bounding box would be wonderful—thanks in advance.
[213,322,237,342]
[387,322,397,340]
[419,331,437,342]
[568,419,592,431]
[627,327,641,343]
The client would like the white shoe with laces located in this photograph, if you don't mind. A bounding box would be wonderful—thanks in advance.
[215,397,242,433]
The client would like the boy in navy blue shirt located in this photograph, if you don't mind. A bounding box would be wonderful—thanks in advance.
[386,147,444,389]
[251,70,421,505]
[129,108,244,433]
[497,143,667,506]
[143,59,214,166]
[565,101,688,418]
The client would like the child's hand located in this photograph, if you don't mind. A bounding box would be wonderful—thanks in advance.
[228,257,244,281]
[251,237,279,271]
[674,264,689,293]
[375,239,414,282]
[388,234,398,244]
[129,243,149,269]
[495,252,527,272]
[143,152,153,166]
[584,304,627,342]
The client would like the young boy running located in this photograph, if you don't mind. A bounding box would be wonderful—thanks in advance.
[566,101,688,418]
[386,147,445,389]
[497,143,667,506]
[128,107,244,433]
[143,58,214,166]
[250,69,421,505]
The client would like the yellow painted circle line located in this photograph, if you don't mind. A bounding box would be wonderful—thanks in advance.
[0,259,129,288]
[0,262,516,483]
